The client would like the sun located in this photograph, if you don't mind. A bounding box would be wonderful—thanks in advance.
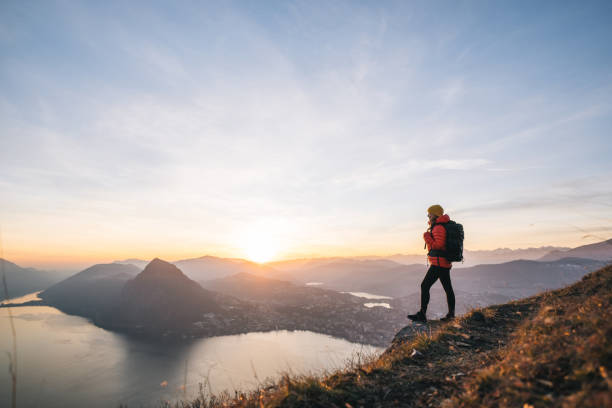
[244,237,278,264]
[237,220,288,264]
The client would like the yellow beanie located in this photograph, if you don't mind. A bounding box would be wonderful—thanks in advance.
[427,204,444,217]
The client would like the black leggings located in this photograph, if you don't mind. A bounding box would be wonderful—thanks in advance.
[420,265,455,314]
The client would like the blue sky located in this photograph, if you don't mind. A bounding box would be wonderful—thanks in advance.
[1,1,611,268]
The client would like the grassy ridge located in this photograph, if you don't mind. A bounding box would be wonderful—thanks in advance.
[454,264,612,407]
[171,264,612,407]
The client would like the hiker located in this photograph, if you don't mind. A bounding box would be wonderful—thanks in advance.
[407,204,456,322]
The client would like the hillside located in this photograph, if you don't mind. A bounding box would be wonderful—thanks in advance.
[539,238,612,262]
[0,258,68,300]
[113,255,280,282]
[174,255,279,283]
[202,272,323,305]
[271,258,407,285]
[180,263,612,407]
[276,257,605,302]
[266,245,574,271]
[34,258,406,346]
[108,258,221,331]
[39,263,141,319]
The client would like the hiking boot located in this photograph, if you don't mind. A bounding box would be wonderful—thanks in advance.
[440,313,455,321]
[407,311,427,323]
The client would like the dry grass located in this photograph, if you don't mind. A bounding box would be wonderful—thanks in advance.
[453,265,612,407]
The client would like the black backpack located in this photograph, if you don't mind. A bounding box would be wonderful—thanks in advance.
[428,220,464,262]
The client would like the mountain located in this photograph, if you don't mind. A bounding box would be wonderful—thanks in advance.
[349,246,571,267]
[271,256,604,300]
[0,258,72,301]
[113,258,149,269]
[460,246,571,266]
[107,240,605,288]
[272,258,406,286]
[266,246,575,281]
[451,257,607,297]
[98,259,402,345]
[388,257,607,318]
[202,272,298,303]
[267,257,348,272]
[39,263,141,319]
[173,255,279,283]
[342,257,606,299]
[108,258,221,331]
[113,255,281,283]
[42,258,253,339]
[539,238,612,261]
[197,263,612,407]
[271,256,606,319]
[352,254,427,264]
[37,257,404,345]
[202,272,361,306]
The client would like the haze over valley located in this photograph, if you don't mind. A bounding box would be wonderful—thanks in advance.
[4,239,610,347]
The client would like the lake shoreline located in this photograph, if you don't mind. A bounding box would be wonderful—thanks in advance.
[0,303,383,408]
[1,300,395,347]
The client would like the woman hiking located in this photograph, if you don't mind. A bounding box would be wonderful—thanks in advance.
[407,204,456,322]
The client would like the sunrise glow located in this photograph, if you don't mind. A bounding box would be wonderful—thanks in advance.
[245,241,277,264]
[0,1,610,270]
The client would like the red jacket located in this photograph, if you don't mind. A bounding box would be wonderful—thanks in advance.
[423,214,452,268]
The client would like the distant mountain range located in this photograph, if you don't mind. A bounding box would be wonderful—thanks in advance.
[270,258,410,287]
[112,258,150,269]
[268,256,607,299]
[0,258,71,301]
[174,255,278,282]
[4,238,611,345]
[451,257,607,297]
[41,259,241,334]
[109,239,611,282]
[270,246,573,269]
[114,255,278,282]
[39,263,141,319]
[460,246,572,267]
[538,239,612,261]
[202,271,299,303]
[39,258,405,345]
[202,271,360,307]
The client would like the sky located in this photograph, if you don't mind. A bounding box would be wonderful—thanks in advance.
[1,0,611,269]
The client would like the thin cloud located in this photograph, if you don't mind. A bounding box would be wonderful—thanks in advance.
[1,1,612,265]
[454,179,612,218]
[424,158,490,170]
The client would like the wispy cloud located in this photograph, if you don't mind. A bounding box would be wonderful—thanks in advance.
[1,0,611,266]
[454,175,612,219]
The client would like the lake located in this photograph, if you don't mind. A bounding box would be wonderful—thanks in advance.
[0,293,382,408]
[364,302,392,309]
[343,291,393,300]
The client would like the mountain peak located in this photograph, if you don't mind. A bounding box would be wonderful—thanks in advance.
[113,258,221,331]
[139,258,184,279]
